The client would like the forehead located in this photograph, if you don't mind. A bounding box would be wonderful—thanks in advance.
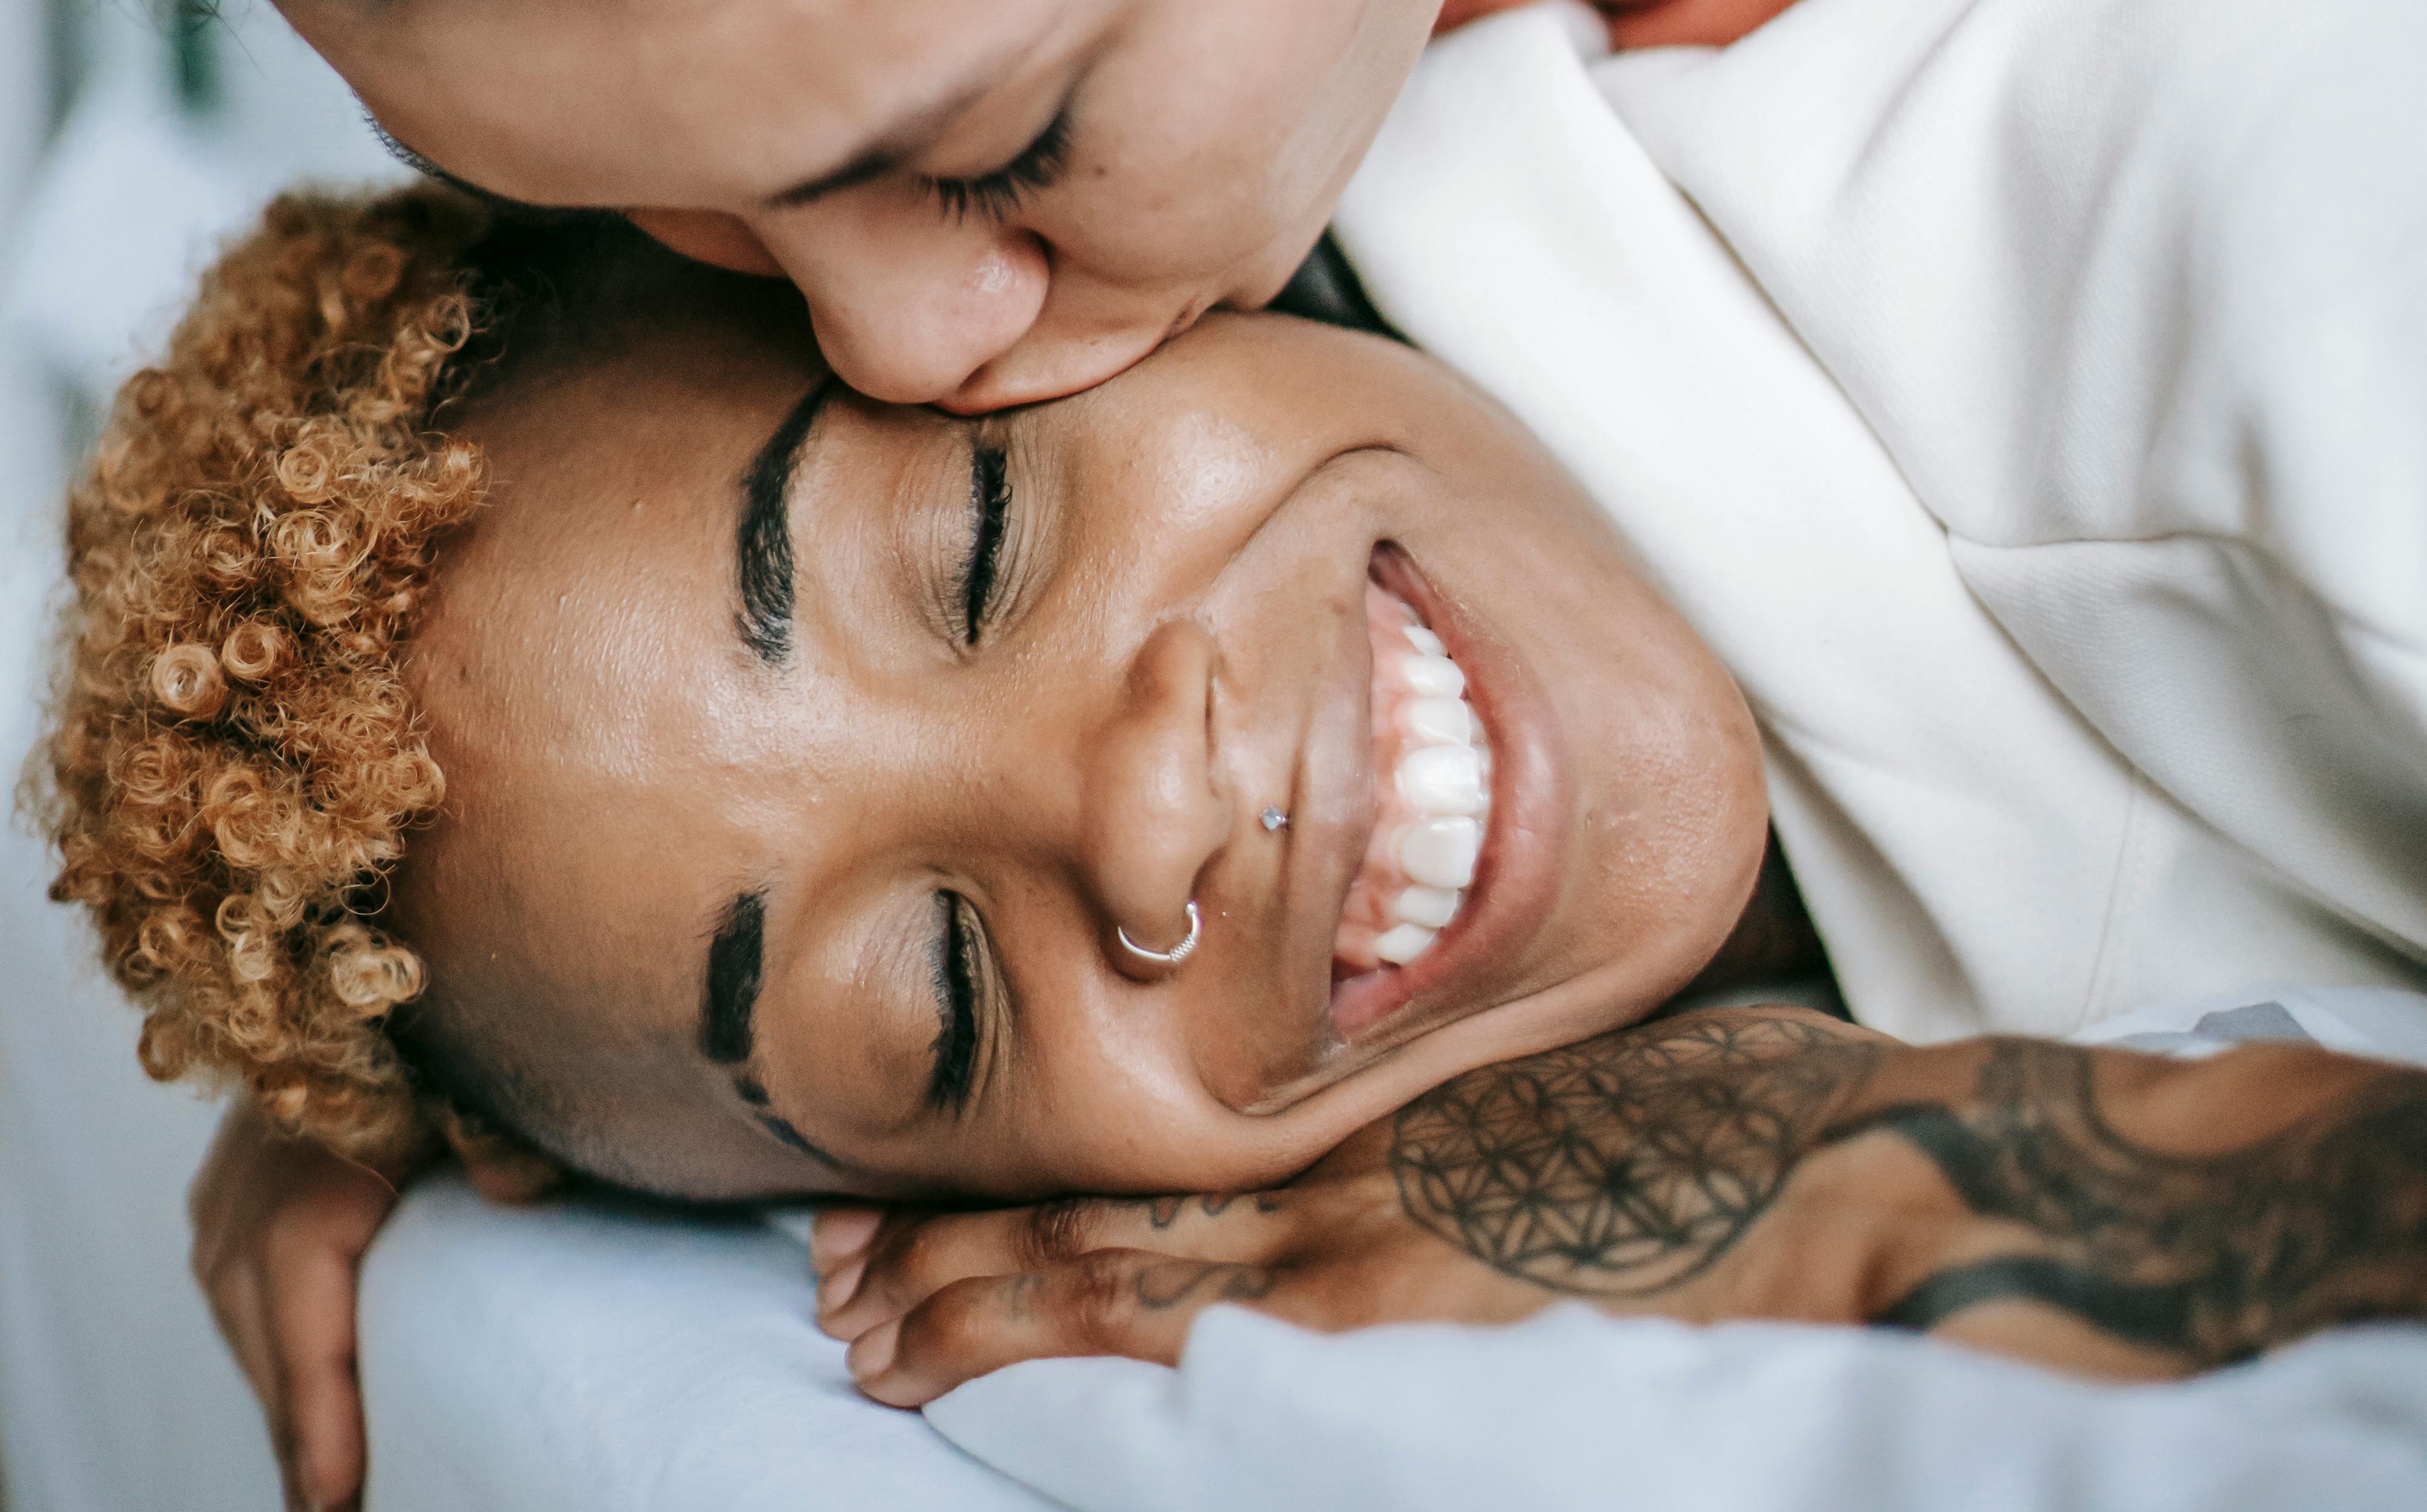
[295,0,1105,204]
[397,314,823,1029]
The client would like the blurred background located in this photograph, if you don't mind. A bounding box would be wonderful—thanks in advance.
[1,2,402,1505]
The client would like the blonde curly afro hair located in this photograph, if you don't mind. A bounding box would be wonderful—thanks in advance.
[35,185,627,1166]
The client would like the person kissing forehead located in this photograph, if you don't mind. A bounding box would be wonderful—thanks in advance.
[281,0,1440,411]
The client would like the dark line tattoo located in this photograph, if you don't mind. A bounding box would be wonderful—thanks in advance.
[1389,1014,2427,1369]
[1133,1192,1283,1230]
[1134,1260,1281,1311]
[1391,1016,1882,1297]
[1836,1039,2427,1366]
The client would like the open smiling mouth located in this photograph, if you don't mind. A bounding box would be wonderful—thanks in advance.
[1331,583,1488,973]
[1322,546,1515,1043]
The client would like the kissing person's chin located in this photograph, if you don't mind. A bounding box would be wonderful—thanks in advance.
[1324,545,1571,1058]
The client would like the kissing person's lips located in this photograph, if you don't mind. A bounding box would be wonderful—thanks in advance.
[1323,545,1570,1050]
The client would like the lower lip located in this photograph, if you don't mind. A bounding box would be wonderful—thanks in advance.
[1326,545,1570,1044]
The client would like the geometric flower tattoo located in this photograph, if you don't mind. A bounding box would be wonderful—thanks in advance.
[1391,1016,1882,1297]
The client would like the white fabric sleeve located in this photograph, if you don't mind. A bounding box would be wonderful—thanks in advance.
[1602,0,2427,971]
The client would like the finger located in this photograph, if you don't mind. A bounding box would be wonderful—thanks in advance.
[849,1249,1284,1408]
[817,1192,1291,1342]
[266,1241,370,1512]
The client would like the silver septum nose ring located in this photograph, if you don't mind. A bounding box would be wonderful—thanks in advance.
[1117,899,1202,968]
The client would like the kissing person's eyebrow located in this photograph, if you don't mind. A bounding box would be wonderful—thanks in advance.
[367,116,559,219]
[735,377,835,666]
[759,75,996,212]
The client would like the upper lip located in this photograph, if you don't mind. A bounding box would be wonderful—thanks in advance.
[1274,556,1381,1051]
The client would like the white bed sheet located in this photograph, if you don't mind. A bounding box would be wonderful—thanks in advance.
[359,1181,1056,1512]
[362,986,2427,1512]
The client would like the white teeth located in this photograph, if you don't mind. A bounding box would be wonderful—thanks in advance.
[1401,696,1474,746]
[1399,817,1481,889]
[1397,744,1487,816]
[1393,885,1460,929]
[1375,922,1436,965]
[1400,654,1465,700]
[1339,591,1492,974]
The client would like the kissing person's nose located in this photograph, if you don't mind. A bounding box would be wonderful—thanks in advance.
[1082,619,1233,974]
[760,211,1050,407]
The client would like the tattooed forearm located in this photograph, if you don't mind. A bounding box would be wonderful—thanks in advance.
[1389,1015,1883,1296]
[1838,1039,2427,1366]
[1390,1013,2427,1367]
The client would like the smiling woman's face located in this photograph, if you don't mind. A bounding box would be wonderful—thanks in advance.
[393,291,1767,1204]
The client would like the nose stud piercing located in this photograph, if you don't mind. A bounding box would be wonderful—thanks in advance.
[1261,806,1289,832]
[1117,899,1202,968]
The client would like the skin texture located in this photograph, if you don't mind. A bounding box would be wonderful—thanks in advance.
[389,286,1769,1206]
[279,0,1441,411]
[811,1006,2427,1407]
[275,0,1809,413]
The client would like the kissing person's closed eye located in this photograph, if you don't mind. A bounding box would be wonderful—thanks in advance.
[924,107,1079,226]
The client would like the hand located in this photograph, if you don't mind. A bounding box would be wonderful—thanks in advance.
[811,1135,1558,1408]
[812,1009,1894,1406]
[814,1008,2427,1405]
[189,1102,402,1512]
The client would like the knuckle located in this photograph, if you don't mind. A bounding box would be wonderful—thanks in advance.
[1061,1251,1139,1348]
[1018,1198,1099,1266]
[906,1275,995,1362]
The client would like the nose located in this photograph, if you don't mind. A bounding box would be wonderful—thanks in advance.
[757,203,1050,407]
[1079,619,1233,973]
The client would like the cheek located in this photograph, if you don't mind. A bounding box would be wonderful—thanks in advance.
[1564,630,1767,971]
[1070,10,1381,269]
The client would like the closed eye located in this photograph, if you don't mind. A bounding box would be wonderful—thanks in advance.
[961,442,1013,644]
[928,893,984,1112]
[923,109,1073,224]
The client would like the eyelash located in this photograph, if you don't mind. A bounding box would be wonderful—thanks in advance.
[923,110,1074,224]
[929,893,984,1112]
[961,444,1013,644]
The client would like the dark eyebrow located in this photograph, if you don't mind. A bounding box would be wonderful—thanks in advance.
[735,378,835,666]
[757,74,1000,213]
[763,148,903,212]
[701,892,854,1172]
[700,891,767,1065]
[365,112,561,220]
